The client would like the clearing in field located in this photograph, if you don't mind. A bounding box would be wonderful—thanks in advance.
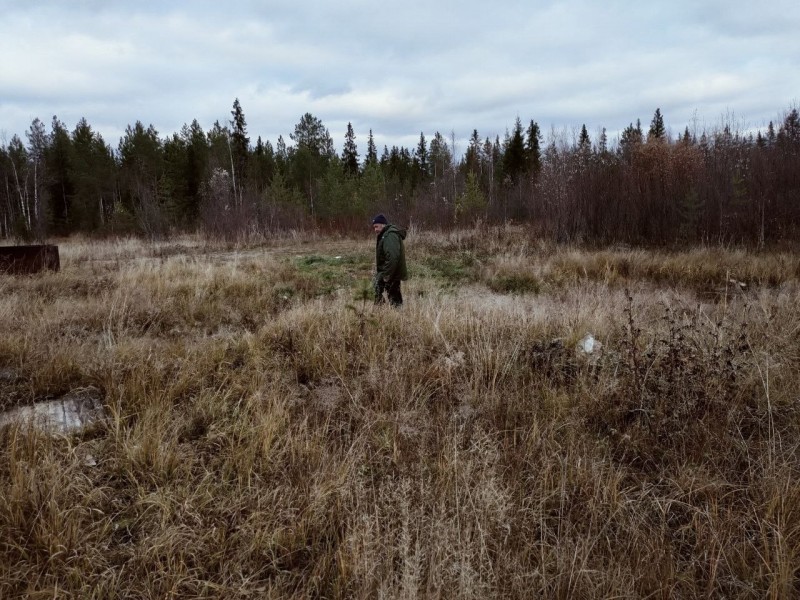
[1,227,799,598]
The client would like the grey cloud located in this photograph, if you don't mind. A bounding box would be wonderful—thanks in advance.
[0,0,798,152]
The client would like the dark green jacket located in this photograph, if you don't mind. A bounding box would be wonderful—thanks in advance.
[376,224,408,281]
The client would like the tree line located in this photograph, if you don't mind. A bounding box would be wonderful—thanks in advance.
[2,99,799,245]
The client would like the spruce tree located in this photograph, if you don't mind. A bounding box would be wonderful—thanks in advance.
[276,135,288,173]
[360,160,385,209]
[163,132,189,226]
[464,129,482,175]
[648,108,666,141]
[578,124,591,150]
[455,171,487,223]
[620,120,643,159]
[429,132,451,181]
[525,120,542,176]
[118,121,165,236]
[46,116,74,233]
[503,117,526,182]
[414,132,428,180]
[342,122,359,177]
[181,119,209,223]
[229,98,250,198]
[251,136,275,193]
[365,129,378,168]
[380,145,390,170]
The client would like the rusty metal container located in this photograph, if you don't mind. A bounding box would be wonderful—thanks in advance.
[0,245,60,274]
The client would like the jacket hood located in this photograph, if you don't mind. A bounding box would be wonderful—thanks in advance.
[383,224,406,239]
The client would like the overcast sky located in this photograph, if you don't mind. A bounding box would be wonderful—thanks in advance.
[1,0,798,155]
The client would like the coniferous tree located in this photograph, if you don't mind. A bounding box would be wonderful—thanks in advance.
[428,131,452,180]
[46,116,74,233]
[319,155,349,217]
[464,129,482,176]
[251,136,275,194]
[525,120,542,177]
[181,119,210,224]
[778,108,800,146]
[455,171,487,223]
[383,145,412,206]
[648,108,666,141]
[275,135,289,174]
[365,129,378,169]
[162,132,189,226]
[229,98,250,202]
[767,121,776,145]
[414,132,429,181]
[207,120,232,177]
[342,122,359,177]
[620,120,644,161]
[289,112,334,214]
[578,124,591,150]
[503,117,526,182]
[379,145,390,170]
[267,169,303,207]
[360,160,385,210]
[71,118,116,232]
[165,121,211,229]
[118,121,165,237]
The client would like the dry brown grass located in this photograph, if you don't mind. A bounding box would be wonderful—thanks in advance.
[1,226,799,598]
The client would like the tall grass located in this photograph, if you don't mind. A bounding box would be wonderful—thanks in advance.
[1,227,799,598]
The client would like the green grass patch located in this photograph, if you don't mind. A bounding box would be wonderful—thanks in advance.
[487,272,541,295]
[292,253,372,296]
[421,251,478,285]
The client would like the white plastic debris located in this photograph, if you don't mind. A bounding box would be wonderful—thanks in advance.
[728,278,747,289]
[577,333,600,355]
[0,387,105,435]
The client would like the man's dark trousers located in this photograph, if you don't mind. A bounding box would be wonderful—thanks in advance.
[375,278,403,307]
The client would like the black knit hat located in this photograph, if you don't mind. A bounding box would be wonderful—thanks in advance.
[371,213,388,225]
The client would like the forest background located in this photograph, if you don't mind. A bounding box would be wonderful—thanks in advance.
[2,99,799,245]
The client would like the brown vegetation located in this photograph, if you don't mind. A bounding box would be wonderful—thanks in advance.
[1,227,799,598]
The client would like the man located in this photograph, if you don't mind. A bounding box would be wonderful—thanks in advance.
[372,213,407,307]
